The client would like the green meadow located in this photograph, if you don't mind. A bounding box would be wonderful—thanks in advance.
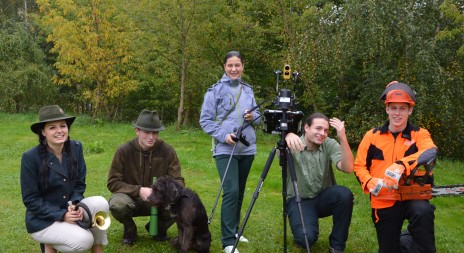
[1,113,463,252]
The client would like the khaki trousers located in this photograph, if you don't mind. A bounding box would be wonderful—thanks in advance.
[31,196,109,252]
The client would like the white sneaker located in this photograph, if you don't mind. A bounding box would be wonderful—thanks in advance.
[223,245,240,253]
[235,234,249,243]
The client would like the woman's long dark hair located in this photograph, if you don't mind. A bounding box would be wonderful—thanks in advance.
[223,50,244,64]
[37,124,78,190]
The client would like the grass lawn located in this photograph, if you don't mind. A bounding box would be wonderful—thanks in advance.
[1,113,463,252]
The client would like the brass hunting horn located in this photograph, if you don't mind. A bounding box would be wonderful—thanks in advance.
[71,202,111,230]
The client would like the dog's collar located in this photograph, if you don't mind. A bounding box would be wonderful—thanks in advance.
[179,188,189,198]
[170,190,189,205]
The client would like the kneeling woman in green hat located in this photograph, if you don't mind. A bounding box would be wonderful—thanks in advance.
[20,105,109,253]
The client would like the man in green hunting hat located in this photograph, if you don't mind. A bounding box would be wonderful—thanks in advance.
[107,109,184,245]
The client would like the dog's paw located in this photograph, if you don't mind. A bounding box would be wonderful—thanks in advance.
[153,234,170,242]
[169,236,179,246]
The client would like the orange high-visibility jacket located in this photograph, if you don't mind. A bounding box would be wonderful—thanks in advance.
[354,121,437,209]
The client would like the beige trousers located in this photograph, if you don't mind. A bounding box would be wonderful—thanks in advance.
[31,196,109,252]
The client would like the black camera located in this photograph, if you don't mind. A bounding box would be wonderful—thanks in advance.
[263,108,303,135]
[263,69,304,135]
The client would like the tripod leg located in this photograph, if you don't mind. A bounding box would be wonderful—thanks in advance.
[286,149,311,253]
[231,147,277,252]
[281,155,288,253]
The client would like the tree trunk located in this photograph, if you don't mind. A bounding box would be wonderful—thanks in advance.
[177,4,186,130]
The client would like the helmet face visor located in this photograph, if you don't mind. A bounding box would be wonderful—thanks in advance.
[384,89,415,106]
[380,82,416,106]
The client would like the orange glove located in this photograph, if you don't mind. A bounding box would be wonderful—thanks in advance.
[367,178,384,196]
[384,163,405,189]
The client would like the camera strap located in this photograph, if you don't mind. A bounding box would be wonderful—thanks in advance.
[211,83,243,151]
[218,83,243,125]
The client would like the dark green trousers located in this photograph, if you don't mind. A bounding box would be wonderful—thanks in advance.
[215,154,254,248]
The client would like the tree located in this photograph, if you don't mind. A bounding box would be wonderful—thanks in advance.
[12,0,463,159]
[0,20,54,112]
[127,0,271,128]
[429,0,464,159]
[35,0,138,119]
[122,0,206,128]
[1,0,38,23]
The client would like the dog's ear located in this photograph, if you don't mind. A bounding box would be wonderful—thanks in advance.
[146,181,161,206]
[166,180,180,204]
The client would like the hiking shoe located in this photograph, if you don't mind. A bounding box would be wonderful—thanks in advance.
[122,221,137,246]
[235,234,249,243]
[223,245,239,253]
[329,246,345,253]
[122,238,135,246]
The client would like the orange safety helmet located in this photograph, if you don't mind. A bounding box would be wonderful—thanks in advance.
[380,81,416,106]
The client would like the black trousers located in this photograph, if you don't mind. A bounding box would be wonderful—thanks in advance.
[371,200,436,253]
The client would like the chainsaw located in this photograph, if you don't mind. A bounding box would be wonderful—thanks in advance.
[394,157,464,201]
[432,185,464,197]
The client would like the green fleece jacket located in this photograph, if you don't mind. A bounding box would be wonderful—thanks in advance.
[107,137,184,198]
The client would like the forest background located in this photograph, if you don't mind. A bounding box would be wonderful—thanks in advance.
[1,0,463,160]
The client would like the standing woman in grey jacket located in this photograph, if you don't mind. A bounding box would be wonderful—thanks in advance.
[200,51,261,253]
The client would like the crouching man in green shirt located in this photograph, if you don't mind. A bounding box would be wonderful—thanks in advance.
[285,112,354,253]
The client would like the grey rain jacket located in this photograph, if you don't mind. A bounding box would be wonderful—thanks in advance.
[200,73,261,156]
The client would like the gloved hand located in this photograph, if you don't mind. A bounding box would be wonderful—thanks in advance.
[383,163,405,189]
[367,178,385,196]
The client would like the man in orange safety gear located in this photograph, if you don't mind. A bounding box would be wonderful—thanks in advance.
[354,81,438,253]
